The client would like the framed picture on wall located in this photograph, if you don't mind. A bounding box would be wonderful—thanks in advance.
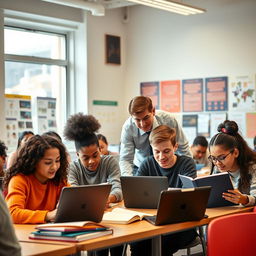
[105,34,121,65]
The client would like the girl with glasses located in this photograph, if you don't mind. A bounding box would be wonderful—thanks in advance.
[209,120,256,206]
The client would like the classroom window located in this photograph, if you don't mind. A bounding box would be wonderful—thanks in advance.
[4,26,68,133]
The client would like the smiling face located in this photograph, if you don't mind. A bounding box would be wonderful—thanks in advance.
[34,147,60,184]
[209,145,239,172]
[132,109,155,132]
[152,140,178,169]
[77,144,101,171]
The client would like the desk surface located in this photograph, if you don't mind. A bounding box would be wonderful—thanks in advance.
[15,205,253,252]
[20,241,76,256]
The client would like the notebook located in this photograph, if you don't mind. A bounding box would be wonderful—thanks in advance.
[55,184,112,223]
[144,186,211,226]
[121,176,169,209]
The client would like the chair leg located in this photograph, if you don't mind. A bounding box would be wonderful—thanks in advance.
[122,244,128,256]
[198,226,207,256]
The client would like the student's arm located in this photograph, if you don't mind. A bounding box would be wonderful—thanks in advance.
[106,156,123,202]
[67,161,81,186]
[168,116,192,158]
[6,176,49,224]
[136,158,151,176]
[0,193,21,256]
[119,120,135,176]
[180,157,197,179]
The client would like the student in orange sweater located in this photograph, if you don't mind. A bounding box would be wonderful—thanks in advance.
[4,134,69,224]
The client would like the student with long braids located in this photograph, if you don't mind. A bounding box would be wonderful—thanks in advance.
[209,120,256,206]
[4,135,69,224]
[64,113,123,256]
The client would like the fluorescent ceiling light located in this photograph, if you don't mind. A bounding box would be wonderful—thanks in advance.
[127,0,206,15]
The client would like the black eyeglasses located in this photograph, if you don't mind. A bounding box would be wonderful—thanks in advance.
[208,151,233,163]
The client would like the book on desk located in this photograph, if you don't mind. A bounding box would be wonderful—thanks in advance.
[29,221,112,242]
[179,172,236,208]
[102,207,153,224]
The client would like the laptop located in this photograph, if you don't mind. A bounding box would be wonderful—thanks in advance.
[121,176,169,209]
[144,186,211,225]
[55,184,112,223]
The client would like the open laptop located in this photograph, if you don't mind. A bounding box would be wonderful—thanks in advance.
[55,184,112,223]
[121,176,169,209]
[144,186,211,225]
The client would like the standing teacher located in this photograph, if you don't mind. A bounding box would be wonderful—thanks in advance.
[120,96,192,176]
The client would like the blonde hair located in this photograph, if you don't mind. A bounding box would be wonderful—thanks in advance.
[149,125,176,146]
[128,96,153,115]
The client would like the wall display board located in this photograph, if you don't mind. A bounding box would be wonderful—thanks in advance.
[205,76,228,111]
[182,114,197,145]
[36,97,57,134]
[140,81,159,109]
[182,78,203,112]
[197,113,210,138]
[229,75,255,111]
[210,113,227,137]
[246,112,256,138]
[5,94,33,149]
[160,80,181,112]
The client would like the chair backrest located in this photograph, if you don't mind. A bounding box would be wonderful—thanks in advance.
[207,212,256,256]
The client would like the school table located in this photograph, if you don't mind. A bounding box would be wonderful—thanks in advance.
[14,205,254,256]
[20,241,76,256]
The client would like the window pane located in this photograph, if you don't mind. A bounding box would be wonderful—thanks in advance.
[5,61,66,98]
[4,27,66,60]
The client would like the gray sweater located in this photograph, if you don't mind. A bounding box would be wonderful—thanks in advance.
[68,155,122,201]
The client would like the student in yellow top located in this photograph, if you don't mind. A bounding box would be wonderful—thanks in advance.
[4,135,69,224]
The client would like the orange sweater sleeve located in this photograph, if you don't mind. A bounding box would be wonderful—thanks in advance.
[6,175,48,224]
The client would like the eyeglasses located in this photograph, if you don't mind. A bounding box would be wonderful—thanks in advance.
[208,151,233,163]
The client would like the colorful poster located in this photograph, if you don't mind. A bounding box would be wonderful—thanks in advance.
[228,112,246,136]
[140,81,159,109]
[246,112,256,138]
[36,97,57,134]
[205,76,228,111]
[229,75,255,111]
[182,78,203,112]
[160,80,181,112]
[210,113,227,137]
[182,114,198,145]
[197,113,210,138]
[5,94,33,149]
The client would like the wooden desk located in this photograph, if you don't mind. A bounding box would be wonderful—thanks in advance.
[20,241,76,256]
[15,205,253,256]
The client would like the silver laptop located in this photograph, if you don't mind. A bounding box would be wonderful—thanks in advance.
[121,176,169,209]
[144,186,211,225]
[55,184,112,223]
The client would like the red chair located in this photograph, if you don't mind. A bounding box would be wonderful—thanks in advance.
[207,212,256,256]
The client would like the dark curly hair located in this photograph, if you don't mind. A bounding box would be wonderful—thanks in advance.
[209,120,256,193]
[64,113,101,151]
[3,135,68,190]
[0,140,7,157]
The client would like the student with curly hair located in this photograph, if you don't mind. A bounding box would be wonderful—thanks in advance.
[0,140,8,178]
[64,113,122,206]
[209,120,256,206]
[4,135,69,224]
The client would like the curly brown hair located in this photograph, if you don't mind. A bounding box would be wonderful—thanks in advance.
[3,135,69,190]
[64,113,101,151]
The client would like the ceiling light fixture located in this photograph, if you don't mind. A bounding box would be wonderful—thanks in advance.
[126,0,206,15]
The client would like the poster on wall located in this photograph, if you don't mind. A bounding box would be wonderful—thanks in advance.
[246,112,256,138]
[210,113,227,137]
[140,81,159,109]
[182,78,203,112]
[36,97,57,134]
[205,76,228,111]
[5,94,33,149]
[229,75,255,111]
[160,80,181,112]
[182,114,198,145]
[197,113,210,138]
[228,112,246,136]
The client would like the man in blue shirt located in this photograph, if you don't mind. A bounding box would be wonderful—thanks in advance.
[119,96,191,176]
